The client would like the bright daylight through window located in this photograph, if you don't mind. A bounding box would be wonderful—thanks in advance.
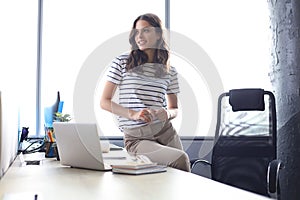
[2,0,271,137]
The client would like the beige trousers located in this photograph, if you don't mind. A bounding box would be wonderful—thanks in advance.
[123,121,191,172]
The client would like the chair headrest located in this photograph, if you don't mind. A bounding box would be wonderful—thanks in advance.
[229,89,265,111]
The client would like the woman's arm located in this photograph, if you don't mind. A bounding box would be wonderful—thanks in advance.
[166,93,179,120]
[100,81,152,122]
[153,93,178,121]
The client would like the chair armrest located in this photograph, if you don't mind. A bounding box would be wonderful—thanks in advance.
[191,159,212,178]
[191,159,211,169]
[267,159,284,199]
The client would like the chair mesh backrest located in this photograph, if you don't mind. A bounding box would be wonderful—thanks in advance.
[220,91,273,137]
[212,89,276,197]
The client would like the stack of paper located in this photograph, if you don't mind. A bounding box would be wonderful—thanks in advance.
[111,162,167,175]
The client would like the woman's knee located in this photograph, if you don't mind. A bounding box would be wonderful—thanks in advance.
[171,151,191,172]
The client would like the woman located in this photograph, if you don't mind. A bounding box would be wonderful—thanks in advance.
[100,13,190,172]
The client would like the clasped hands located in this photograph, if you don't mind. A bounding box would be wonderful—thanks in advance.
[130,108,170,123]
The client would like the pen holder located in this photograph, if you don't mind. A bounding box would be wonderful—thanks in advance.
[44,127,59,160]
[44,142,59,160]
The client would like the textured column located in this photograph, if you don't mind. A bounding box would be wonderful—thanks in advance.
[268,0,300,199]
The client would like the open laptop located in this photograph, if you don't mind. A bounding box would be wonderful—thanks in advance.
[53,122,114,171]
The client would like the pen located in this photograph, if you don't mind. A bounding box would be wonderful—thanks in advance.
[47,130,54,142]
[34,194,38,200]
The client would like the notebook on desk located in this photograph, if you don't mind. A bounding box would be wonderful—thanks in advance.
[53,122,120,171]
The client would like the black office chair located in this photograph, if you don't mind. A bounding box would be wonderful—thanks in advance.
[191,88,283,199]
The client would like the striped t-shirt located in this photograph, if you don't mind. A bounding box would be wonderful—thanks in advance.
[106,54,180,130]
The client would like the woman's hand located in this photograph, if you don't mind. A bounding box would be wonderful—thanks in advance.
[129,107,175,123]
[129,109,153,123]
[151,108,170,121]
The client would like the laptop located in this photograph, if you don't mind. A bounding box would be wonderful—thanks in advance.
[53,122,113,171]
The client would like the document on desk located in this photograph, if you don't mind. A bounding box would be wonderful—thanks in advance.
[109,143,123,150]
[112,164,167,175]
[111,155,167,175]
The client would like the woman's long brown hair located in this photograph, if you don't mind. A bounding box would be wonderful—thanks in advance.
[127,13,169,71]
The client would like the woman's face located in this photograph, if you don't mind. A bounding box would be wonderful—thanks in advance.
[134,20,161,51]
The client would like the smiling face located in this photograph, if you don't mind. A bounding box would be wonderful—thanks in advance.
[134,20,161,52]
[127,14,168,68]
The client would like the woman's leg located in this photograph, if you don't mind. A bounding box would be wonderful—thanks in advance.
[123,121,191,172]
[154,121,184,150]
[135,140,191,172]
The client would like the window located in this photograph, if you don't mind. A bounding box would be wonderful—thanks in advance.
[170,0,272,136]
[42,0,165,136]
[5,1,271,137]
[0,0,38,136]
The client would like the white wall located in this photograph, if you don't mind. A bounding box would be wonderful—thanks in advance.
[0,91,19,179]
[0,0,34,178]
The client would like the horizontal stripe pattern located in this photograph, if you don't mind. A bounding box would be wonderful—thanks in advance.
[106,54,180,129]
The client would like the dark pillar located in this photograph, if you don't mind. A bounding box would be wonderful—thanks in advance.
[268,0,300,199]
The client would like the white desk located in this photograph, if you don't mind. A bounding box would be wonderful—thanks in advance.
[0,153,271,200]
